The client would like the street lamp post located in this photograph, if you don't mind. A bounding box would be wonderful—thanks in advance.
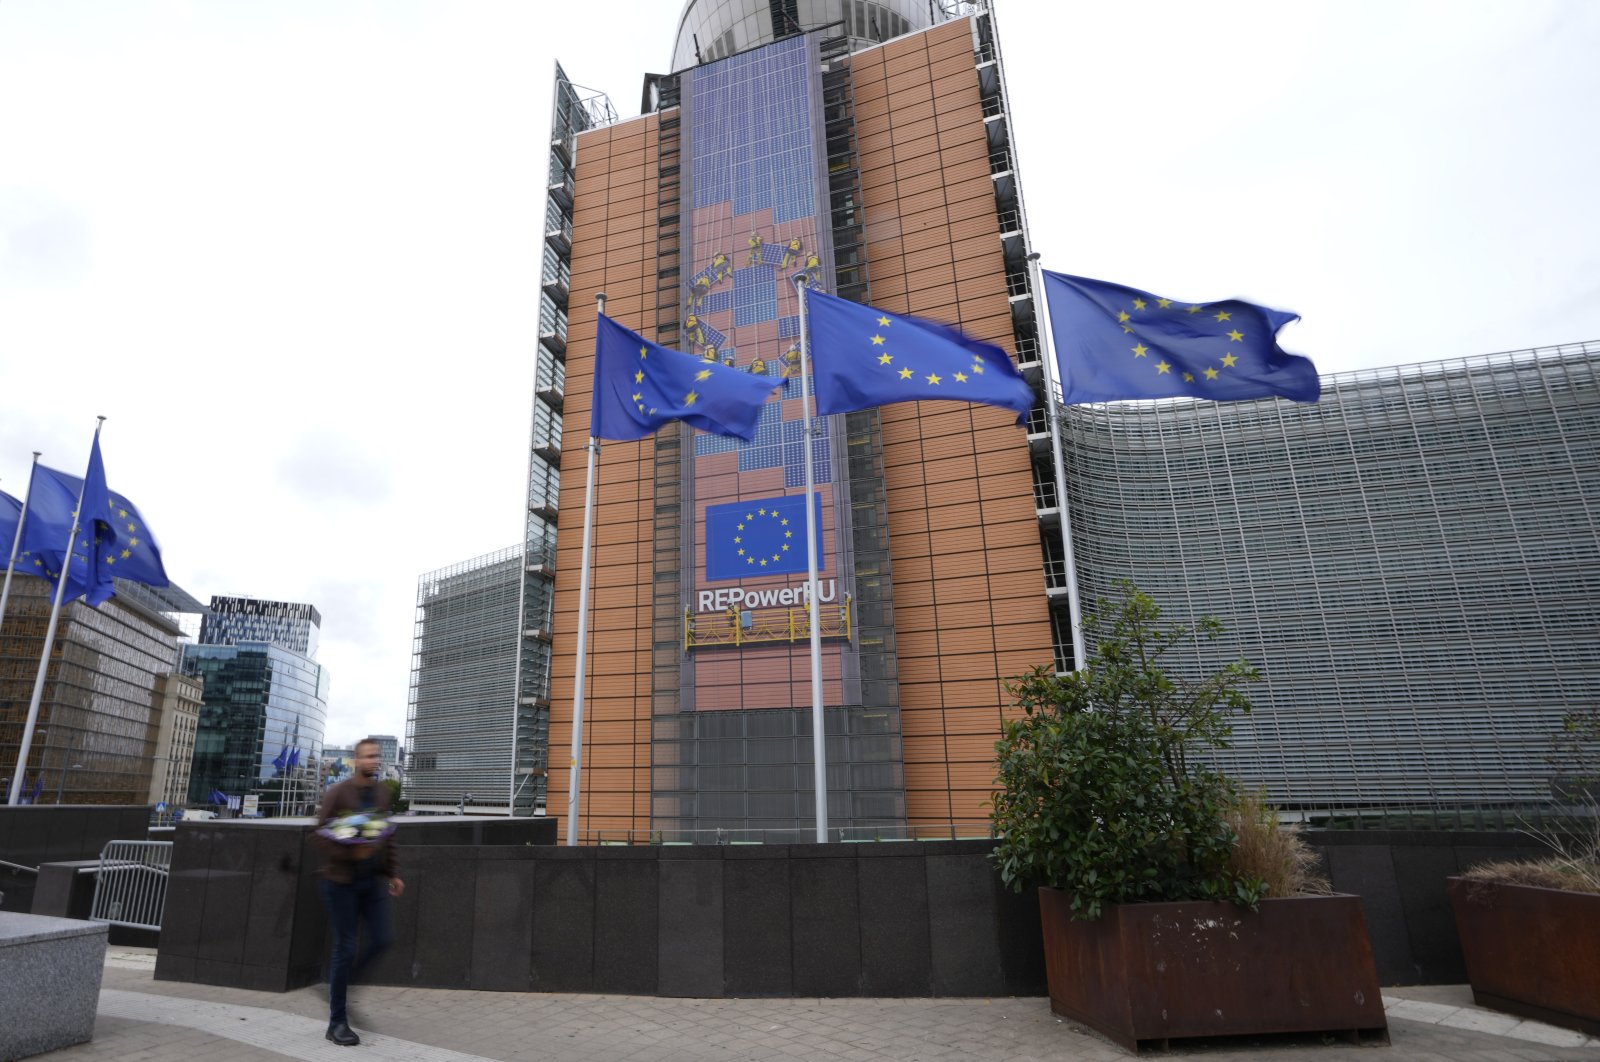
[55,761,83,805]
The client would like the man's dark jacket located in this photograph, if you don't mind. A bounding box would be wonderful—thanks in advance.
[312,777,399,884]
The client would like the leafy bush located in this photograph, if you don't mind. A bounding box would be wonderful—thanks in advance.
[990,584,1266,919]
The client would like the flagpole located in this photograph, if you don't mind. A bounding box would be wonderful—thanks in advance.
[7,420,102,806]
[0,452,43,638]
[792,275,828,843]
[565,293,605,846]
[1027,255,1087,671]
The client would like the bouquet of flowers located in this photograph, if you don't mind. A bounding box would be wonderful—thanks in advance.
[316,811,396,846]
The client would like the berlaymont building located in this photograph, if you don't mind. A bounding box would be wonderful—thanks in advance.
[404,0,1600,835]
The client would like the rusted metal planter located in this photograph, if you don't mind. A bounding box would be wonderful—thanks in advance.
[1038,888,1387,1053]
[1447,877,1600,1036]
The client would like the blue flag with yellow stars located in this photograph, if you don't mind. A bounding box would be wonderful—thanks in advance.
[705,493,822,581]
[805,289,1034,423]
[1042,271,1320,405]
[1,489,22,559]
[591,313,779,442]
[17,446,169,605]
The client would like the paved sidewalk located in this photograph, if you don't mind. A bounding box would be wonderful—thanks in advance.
[32,949,1600,1062]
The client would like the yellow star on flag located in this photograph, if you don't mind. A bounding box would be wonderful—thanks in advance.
[877,315,890,326]
[1204,367,1219,380]
[898,367,913,379]
[1156,298,1171,308]
[1156,361,1171,374]
[696,368,712,380]
[1132,298,1146,310]
[1227,329,1243,342]
[878,352,892,365]
[925,373,941,385]
[684,390,699,405]
[870,334,885,345]
[1221,353,1238,368]
[1131,344,1149,358]
[1213,310,1232,322]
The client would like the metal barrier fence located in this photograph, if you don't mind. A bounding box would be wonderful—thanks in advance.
[90,840,172,931]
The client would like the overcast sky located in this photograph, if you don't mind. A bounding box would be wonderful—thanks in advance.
[2,1,1597,749]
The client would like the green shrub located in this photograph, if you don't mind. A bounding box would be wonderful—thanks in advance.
[990,584,1266,919]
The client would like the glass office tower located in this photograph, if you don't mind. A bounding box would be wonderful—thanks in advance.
[184,596,329,815]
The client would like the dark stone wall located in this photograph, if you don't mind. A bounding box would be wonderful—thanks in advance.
[151,824,1560,996]
[156,828,1042,997]
[155,815,557,991]
[0,806,152,913]
[1307,830,1553,985]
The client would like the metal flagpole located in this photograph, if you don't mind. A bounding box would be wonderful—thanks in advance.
[1027,255,1087,671]
[7,420,101,806]
[565,293,605,846]
[792,275,828,842]
[0,452,43,637]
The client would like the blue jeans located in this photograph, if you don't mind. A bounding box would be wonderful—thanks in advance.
[321,875,393,1024]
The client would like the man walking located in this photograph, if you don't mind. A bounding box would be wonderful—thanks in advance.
[313,738,403,1046]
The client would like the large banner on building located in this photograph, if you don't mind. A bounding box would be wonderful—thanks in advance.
[679,33,857,712]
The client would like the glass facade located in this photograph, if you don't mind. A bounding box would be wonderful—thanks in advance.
[201,596,321,657]
[407,547,524,813]
[0,577,186,804]
[671,0,932,71]
[183,642,328,815]
[1060,342,1600,810]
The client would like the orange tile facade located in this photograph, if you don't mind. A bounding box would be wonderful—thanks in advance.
[548,19,1053,840]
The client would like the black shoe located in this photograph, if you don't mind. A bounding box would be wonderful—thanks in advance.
[326,1021,360,1046]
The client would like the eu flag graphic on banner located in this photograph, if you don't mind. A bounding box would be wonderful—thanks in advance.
[705,493,823,582]
[806,289,1034,422]
[17,456,170,605]
[1042,271,1320,405]
[591,313,778,442]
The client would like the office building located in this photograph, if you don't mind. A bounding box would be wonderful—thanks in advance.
[1,577,205,805]
[525,3,1054,840]
[515,0,1600,841]
[146,671,203,809]
[406,547,531,814]
[1061,341,1600,810]
[201,595,320,657]
[184,596,329,815]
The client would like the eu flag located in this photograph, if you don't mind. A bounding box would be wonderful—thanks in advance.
[591,313,778,442]
[1,489,21,558]
[805,289,1034,422]
[705,493,823,582]
[17,443,115,606]
[1042,271,1319,405]
[16,456,169,604]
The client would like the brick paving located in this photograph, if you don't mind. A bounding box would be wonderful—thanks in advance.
[29,950,1600,1061]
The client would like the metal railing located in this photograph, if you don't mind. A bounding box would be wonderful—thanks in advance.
[90,840,173,931]
[587,822,995,846]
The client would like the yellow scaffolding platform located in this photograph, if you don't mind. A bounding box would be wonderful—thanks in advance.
[685,595,853,649]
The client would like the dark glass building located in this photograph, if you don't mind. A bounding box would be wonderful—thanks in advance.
[183,596,329,815]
